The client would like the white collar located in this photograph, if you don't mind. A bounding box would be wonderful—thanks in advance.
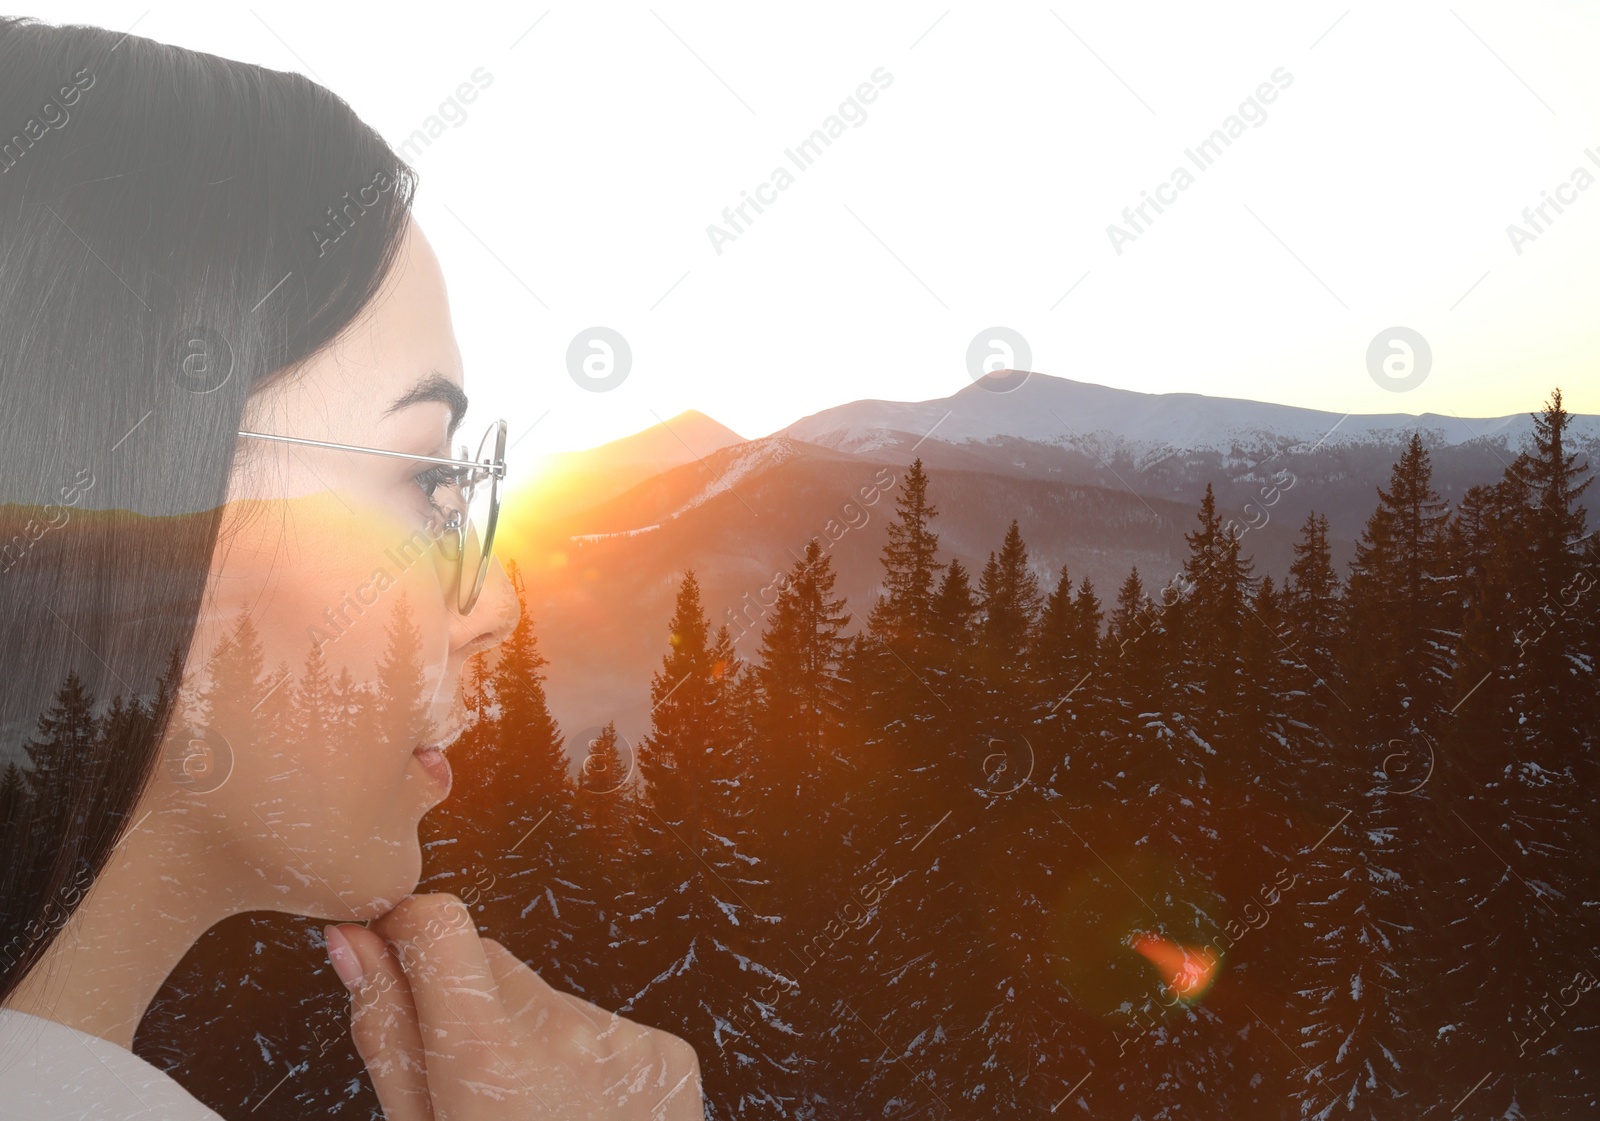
[0,1007,224,1120]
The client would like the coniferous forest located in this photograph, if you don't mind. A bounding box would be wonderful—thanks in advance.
[3,391,1597,1118]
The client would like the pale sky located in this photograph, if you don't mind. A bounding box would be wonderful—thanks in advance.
[24,1,1600,479]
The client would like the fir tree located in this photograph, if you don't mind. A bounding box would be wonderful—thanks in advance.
[416,561,586,998]
[1035,563,1078,668]
[461,648,493,723]
[570,719,647,1021]
[1176,484,1255,742]
[868,457,945,641]
[370,592,433,753]
[194,610,270,763]
[629,570,792,1118]
[576,721,633,836]
[1072,577,1104,673]
[1421,392,1596,1115]
[847,459,960,859]
[483,563,567,797]
[752,537,852,809]
[929,557,979,644]
[1508,387,1593,740]
[1343,433,1454,734]
[1284,510,1343,721]
[0,760,34,917]
[1033,565,1094,798]
[328,664,367,747]
[287,639,338,753]
[23,670,97,825]
[978,519,1043,669]
[0,761,27,838]
[1299,437,1453,1117]
[1106,566,1162,712]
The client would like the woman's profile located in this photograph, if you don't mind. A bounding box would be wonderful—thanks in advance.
[0,16,703,1119]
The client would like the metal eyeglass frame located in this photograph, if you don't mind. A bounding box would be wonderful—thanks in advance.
[236,420,508,614]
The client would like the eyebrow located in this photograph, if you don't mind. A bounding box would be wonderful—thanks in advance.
[383,372,470,439]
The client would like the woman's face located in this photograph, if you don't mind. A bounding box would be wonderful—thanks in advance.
[151,217,519,922]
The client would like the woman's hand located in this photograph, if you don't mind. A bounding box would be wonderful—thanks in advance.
[324,893,705,1120]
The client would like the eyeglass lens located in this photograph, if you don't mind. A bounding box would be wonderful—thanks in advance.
[455,421,504,613]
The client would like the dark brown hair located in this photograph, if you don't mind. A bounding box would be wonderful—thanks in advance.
[0,16,416,1003]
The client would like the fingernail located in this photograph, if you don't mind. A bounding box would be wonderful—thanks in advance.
[325,924,365,990]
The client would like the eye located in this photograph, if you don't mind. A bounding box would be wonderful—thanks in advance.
[413,463,466,502]
[412,465,475,530]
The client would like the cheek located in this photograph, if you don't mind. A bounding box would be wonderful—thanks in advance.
[169,677,432,917]
[202,493,452,682]
[177,494,452,906]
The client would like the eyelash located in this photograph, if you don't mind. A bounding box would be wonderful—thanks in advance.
[414,464,468,506]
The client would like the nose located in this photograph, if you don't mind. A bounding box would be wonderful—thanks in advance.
[449,554,521,660]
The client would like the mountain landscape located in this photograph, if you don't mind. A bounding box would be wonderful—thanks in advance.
[503,372,1599,752]
[113,380,1599,1119]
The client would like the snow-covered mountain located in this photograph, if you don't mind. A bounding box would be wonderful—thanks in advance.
[499,373,1592,753]
[779,371,1597,455]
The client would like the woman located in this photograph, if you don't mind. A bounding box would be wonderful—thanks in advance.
[0,16,703,1119]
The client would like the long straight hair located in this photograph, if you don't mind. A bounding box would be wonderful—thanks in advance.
[0,16,416,1004]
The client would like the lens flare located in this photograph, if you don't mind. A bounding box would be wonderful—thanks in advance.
[1129,931,1220,1002]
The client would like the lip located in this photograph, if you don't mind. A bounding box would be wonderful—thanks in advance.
[412,745,453,796]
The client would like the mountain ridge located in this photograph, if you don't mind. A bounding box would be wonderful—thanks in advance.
[777,371,1595,454]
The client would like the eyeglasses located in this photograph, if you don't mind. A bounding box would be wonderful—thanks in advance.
[237,420,508,614]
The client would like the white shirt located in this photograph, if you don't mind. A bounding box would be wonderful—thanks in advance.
[0,1007,224,1120]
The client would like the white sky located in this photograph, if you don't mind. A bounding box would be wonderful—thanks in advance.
[25,2,1600,475]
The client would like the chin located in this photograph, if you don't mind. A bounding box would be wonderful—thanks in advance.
[349,833,428,920]
[275,827,426,923]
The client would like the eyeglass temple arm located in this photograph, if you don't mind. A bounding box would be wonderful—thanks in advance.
[237,429,507,479]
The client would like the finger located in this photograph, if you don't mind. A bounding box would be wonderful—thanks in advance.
[372,893,502,1007]
[481,939,631,1051]
[371,894,511,1065]
[480,940,570,1024]
[478,939,544,1021]
[478,945,657,1121]
[479,937,699,1121]
[327,923,433,1121]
